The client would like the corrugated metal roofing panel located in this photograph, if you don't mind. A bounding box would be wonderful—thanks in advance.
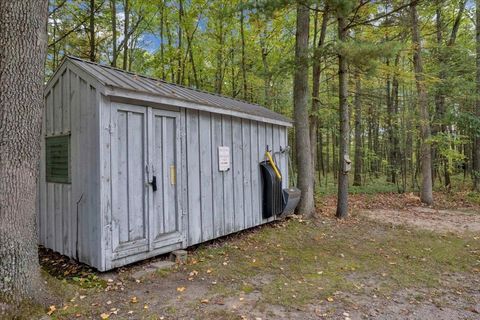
[67,56,292,124]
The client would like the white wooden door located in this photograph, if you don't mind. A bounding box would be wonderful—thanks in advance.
[111,104,182,259]
[111,103,149,258]
[148,109,183,250]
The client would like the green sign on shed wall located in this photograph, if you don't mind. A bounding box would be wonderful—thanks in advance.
[46,134,71,184]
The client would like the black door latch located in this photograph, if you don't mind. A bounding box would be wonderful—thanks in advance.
[150,176,157,191]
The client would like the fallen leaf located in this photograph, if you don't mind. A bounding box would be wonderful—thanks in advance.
[47,305,56,315]
[100,312,110,319]
[189,270,198,277]
[177,286,186,292]
[326,297,334,302]
[201,299,209,304]
[131,296,138,303]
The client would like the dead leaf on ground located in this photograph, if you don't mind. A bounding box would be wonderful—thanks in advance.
[47,305,56,315]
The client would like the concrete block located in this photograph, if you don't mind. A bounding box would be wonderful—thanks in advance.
[170,250,188,264]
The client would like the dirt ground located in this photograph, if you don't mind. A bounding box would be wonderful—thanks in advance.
[360,206,480,234]
[19,193,480,320]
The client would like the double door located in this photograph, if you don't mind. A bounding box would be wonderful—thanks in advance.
[111,103,182,259]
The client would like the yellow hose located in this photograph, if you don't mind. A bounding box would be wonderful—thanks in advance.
[265,151,282,180]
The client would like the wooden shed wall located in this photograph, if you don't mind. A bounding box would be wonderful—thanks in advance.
[39,64,102,269]
[184,109,288,246]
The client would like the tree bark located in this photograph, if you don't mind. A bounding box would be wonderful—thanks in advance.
[240,4,248,100]
[89,0,96,61]
[111,0,117,67]
[293,1,315,217]
[475,0,480,191]
[122,0,130,70]
[310,6,328,182]
[411,2,433,205]
[336,14,350,218]
[353,69,362,186]
[177,0,184,84]
[0,0,49,305]
[159,1,165,79]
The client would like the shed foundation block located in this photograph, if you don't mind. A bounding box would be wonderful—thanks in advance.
[170,250,188,264]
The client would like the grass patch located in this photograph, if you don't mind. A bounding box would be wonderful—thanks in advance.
[184,218,479,309]
[156,267,172,278]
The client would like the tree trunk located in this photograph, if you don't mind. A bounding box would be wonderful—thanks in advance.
[392,53,401,190]
[111,0,117,67]
[310,6,328,183]
[240,4,248,100]
[0,0,48,305]
[353,70,362,186]
[336,14,350,218]
[89,0,96,62]
[411,3,433,204]
[293,1,315,217]
[260,37,271,108]
[475,0,480,191]
[215,10,225,94]
[122,0,130,70]
[177,0,184,84]
[159,1,165,79]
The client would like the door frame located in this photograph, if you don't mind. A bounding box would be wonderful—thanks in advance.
[110,102,185,260]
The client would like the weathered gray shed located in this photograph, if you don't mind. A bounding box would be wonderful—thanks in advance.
[38,56,292,271]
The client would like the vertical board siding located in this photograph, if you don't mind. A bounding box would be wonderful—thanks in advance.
[153,115,165,235]
[250,121,260,227]
[186,109,202,245]
[39,63,102,269]
[211,114,224,238]
[242,119,252,229]
[185,111,288,246]
[221,116,234,235]
[232,117,244,232]
[199,111,214,241]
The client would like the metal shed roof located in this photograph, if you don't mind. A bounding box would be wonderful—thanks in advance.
[65,56,292,125]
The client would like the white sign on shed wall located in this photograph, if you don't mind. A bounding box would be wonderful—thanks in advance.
[218,146,230,171]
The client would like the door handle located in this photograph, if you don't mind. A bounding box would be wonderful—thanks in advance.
[149,176,157,191]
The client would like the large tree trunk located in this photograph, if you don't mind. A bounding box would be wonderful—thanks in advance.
[0,0,48,305]
[336,14,350,218]
[293,1,315,217]
[353,69,362,186]
[411,3,433,205]
[475,0,480,191]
